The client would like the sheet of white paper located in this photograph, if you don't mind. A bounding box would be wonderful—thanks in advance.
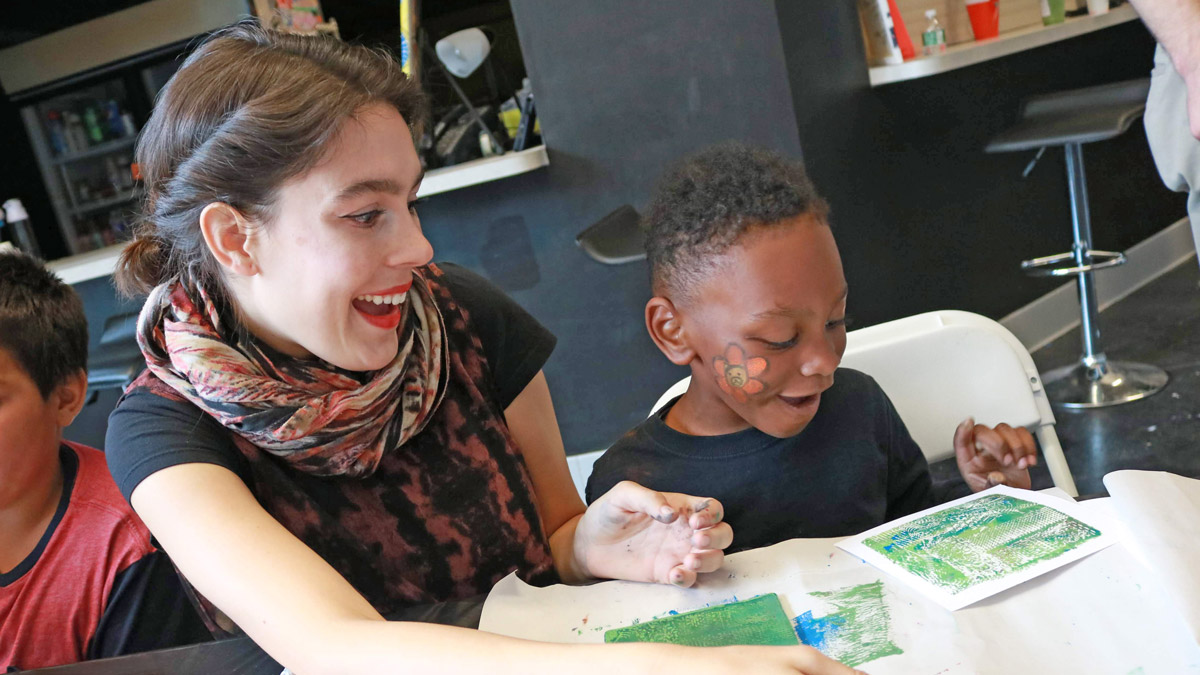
[480,535,1199,673]
[835,485,1117,610]
[1104,470,1200,644]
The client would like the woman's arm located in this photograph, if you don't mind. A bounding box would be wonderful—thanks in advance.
[1129,0,1200,137]
[504,371,734,587]
[131,464,854,675]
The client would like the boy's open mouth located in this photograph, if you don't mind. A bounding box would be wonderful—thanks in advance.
[778,392,820,410]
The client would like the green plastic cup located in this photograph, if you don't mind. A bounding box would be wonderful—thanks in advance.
[1042,0,1066,25]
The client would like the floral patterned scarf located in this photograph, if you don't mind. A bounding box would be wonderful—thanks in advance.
[135,267,448,478]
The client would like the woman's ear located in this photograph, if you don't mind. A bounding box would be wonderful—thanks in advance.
[199,202,258,277]
[645,296,695,366]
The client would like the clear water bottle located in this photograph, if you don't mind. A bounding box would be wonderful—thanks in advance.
[923,9,947,56]
[2,199,42,259]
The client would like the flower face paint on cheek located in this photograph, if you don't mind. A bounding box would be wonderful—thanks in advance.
[711,343,769,403]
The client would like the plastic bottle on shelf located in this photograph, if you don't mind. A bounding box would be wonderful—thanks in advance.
[2,199,42,259]
[45,110,68,156]
[63,112,87,154]
[120,110,137,137]
[105,100,124,139]
[83,105,105,144]
[922,9,947,56]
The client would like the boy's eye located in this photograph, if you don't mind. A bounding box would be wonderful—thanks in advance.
[345,209,384,226]
[827,315,852,330]
[762,335,798,350]
[408,197,426,212]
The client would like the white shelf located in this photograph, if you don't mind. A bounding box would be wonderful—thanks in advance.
[417,144,549,197]
[46,145,552,285]
[46,242,129,285]
[868,4,1139,87]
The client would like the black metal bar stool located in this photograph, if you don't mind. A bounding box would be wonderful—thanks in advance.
[986,78,1168,409]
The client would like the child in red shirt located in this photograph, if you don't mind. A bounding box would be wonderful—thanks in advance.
[0,252,208,670]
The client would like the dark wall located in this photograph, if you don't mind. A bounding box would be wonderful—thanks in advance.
[774,3,1186,327]
[419,0,804,452]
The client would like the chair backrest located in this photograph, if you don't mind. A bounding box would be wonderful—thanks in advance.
[642,310,1076,496]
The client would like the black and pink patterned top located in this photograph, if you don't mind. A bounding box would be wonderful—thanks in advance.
[105,263,558,633]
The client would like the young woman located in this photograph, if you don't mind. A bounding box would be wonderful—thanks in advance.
[105,22,858,675]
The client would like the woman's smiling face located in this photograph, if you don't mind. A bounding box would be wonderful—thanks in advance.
[233,103,433,372]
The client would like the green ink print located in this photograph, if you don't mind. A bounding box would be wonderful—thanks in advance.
[604,594,798,647]
[794,581,903,667]
[863,495,1100,595]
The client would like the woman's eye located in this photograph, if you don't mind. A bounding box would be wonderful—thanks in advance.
[407,197,427,212]
[346,209,383,226]
[827,316,850,330]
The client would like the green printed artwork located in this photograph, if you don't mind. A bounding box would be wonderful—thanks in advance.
[862,494,1101,594]
[604,594,799,647]
[793,581,903,667]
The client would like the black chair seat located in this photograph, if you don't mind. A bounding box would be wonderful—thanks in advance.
[87,337,145,390]
[985,78,1151,153]
[576,204,645,265]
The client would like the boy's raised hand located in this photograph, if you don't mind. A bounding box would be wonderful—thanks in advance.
[953,417,1037,491]
[574,481,731,587]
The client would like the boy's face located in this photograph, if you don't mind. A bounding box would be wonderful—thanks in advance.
[0,348,81,506]
[677,215,847,438]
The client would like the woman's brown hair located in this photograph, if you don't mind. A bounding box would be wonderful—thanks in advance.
[115,20,424,300]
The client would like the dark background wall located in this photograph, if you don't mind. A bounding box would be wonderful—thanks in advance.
[28,1,1188,455]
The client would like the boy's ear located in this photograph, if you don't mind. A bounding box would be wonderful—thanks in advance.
[53,370,89,429]
[199,202,259,277]
[645,296,695,366]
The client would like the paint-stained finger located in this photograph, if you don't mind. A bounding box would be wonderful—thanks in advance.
[667,565,698,588]
[687,497,725,529]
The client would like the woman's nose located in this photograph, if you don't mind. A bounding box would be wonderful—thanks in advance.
[386,212,434,268]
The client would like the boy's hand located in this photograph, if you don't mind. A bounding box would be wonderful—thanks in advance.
[953,417,1036,492]
[574,481,731,587]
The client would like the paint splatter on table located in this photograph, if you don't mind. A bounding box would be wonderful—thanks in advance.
[603,594,798,647]
[794,581,903,667]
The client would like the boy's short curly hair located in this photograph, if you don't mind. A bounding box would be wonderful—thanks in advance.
[644,142,829,301]
[0,252,88,398]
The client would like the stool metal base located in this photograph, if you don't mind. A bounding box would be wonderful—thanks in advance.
[1043,359,1169,409]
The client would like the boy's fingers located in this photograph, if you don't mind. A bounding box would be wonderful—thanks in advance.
[691,522,733,551]
[993,424,1026,466]
[1017,426,1038,466]
[953,417,977,466]
[971,425,1010,466]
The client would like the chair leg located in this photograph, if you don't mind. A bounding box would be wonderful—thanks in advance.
[1035,426,1078,498]
[1042,143,1170,408]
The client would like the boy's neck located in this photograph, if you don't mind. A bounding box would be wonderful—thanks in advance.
[0,446,65,575]
[663,388,753,436]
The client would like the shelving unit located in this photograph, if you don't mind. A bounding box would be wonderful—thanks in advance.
[51,135,137,165]
[868,5,1139,87]
[70,189,140,216]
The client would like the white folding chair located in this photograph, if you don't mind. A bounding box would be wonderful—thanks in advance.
[644,310,1078,496]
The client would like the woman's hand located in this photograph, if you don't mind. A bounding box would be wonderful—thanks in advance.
[953,417,1036,492]
[626,643,866,675]
[574,481,732,587]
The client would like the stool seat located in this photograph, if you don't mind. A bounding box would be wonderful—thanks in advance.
[985,78,1151,153]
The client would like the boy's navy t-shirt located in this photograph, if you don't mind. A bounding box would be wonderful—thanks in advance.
[586,368,969,552]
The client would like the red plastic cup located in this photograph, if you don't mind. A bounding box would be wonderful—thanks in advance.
[966,0,1000,40]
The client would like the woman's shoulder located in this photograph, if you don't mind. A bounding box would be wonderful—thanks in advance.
[105,373,250,501]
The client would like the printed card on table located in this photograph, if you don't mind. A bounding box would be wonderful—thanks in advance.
[836,485,1117,611]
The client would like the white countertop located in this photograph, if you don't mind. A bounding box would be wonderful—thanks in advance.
[45,145,550,286]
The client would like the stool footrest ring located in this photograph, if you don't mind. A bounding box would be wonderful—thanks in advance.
[1020,249,1125,277]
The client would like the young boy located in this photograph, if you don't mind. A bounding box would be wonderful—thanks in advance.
[586,143,1039,552]
[0,252,209,670]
